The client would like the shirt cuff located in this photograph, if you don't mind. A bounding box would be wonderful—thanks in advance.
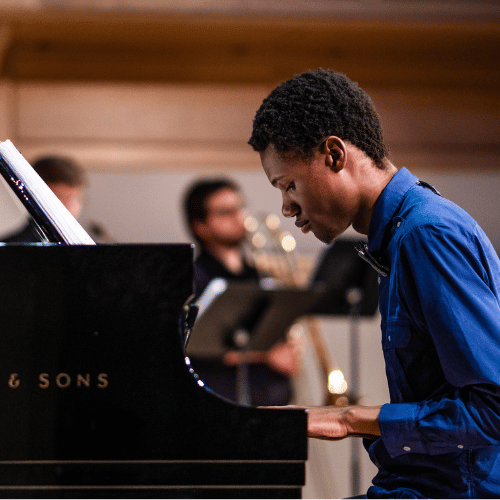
[379,403,427,457]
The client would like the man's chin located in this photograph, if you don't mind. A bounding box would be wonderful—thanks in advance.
[312,228,343,245]
[227,237,246,247]
[312,230,333,245]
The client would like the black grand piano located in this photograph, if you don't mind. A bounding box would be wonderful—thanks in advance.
[0,142,307,498]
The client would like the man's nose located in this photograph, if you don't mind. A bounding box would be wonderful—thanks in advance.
[282,196,299,218]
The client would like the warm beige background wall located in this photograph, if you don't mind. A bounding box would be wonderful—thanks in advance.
[1,80,499,251]
[2,81,498,173]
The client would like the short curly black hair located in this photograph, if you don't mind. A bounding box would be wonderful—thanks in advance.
[248,69,389,166]
[32,155,86,187]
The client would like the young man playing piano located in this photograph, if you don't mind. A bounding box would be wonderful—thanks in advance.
[248,69,500,498]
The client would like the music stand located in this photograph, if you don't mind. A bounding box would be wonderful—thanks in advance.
[187,280,324,404]
[307,238,379,317]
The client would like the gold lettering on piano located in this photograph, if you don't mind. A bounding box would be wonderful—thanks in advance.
[39,373,49,389]
[56,373,71,388]
[77,373,90,387]
[97,373,108,389]
[8,374,20,388]
[7,373,108,389]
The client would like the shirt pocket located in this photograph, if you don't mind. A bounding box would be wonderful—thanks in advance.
[383,319,411,349]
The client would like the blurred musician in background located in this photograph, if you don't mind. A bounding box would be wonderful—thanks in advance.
[182,178,299,406]
[248,69,500,498]
[1,155,86,243]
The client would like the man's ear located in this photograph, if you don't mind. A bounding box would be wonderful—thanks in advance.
[320,136,345,173]
[192,220,209,240]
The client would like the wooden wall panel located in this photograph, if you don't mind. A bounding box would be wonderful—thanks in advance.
[17,83,270,142]
[4,81,498,173]
[0,81,15,142]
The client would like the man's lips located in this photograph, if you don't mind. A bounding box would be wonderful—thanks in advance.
[295,219,310,233]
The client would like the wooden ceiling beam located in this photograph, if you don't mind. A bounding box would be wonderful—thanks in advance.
[5,36,499,88]
[0,24,12,74]
[0,8,498,88]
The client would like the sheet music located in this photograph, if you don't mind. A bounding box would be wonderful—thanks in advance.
[0,140,95,245]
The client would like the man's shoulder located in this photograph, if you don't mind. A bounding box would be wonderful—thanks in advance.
[194,250,220,270]
[1,222,39,243]
[400,186,476,232]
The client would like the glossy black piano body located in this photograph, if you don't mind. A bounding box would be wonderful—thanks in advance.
[0,244,307,498]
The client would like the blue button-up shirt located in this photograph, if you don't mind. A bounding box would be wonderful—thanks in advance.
[364,168,500,498]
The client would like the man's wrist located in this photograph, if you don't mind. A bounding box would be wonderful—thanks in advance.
[345,405,382,437]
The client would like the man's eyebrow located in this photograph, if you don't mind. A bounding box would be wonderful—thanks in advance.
[270,175,284,187]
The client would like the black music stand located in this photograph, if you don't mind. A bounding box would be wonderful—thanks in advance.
[187,280,324,405]
[308,238,379,317]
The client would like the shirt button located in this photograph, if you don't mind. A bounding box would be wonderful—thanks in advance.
[403,446,411,452]
[458,445,464,449]
[396,221,401,228]
[388,336,391,341]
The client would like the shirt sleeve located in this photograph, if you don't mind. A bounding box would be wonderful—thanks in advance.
[379,221,500,457]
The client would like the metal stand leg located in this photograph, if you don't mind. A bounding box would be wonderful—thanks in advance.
[346,287,363,498]
[233,328,251,406]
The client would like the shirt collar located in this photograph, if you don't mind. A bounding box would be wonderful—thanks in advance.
[368,167,418,253]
